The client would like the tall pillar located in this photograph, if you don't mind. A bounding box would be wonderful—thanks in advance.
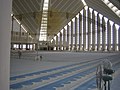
[102,17,105,51]
[71,21,73,51]
[110,23,114,51]
[11,15,14,50]
[26,33,29,43]
[108,20,111,51]
[56,35,58,50]
[104,18,108,51]
[114,24,117,51]
[88,8,91,51]
[52,39,55,50]
[92,10,95,51]
[21,44,23,50]
[11,16,14,38]
[75,17,77,51]
[60,32,62,50]
[19,16,22,49]
[67,24,69,50]
[0,0,12,90]
[113,24,116,51]
[106,20,109,51]
[118,27,120,51]
[97,13,100,51]
[83,8,87,51]
[26,43,28,50]
[94,11,98,51]
[79,13,82,51]
[63,28,65,50]
[32,44,34,50]
[99,14,103,51]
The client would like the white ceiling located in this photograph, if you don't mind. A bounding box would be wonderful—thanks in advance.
[12,0,120,40]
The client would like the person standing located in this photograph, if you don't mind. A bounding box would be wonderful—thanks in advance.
[18,50,22,59]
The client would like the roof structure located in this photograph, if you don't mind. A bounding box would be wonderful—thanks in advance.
[12,0,120,41]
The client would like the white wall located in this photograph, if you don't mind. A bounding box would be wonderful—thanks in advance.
[0,0,12,90]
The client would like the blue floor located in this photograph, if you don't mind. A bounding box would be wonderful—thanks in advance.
[10,60,98,89]
[10,52,120,90]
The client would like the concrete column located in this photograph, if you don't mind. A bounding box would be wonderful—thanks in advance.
[32,44,35,50]
[88,8,91,51]
[83,8,86,51]
[19,25,22,49]
[59,32,62,50]
[71,21,73,51]
[63,28,65,50]
[11,16,14,38]
[118,27,120,51]
[27,44,29,50]
[25,43,27,50]
[114,25,117,51]
[56,35,58,50]
[92,10,95,51]
[104,18,108,51]
[67,24,69,50]
[32,44,34,50]
[75,17,77,51]
[79,13,82,51]
[21,44,23,50]
[0,0,12,90]
[94,11,98,51]
[19,18,22,49]
[106,20,109,51]
[52,39,55,50]
[108,20,111,51]
[97,13,100,51]
[26,33,28,43]
[11,16,14,50]
[102,17,105,51]
[116,25,119,51]
[112,24,115,51]
[110,23,114,51]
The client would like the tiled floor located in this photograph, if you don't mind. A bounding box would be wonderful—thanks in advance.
[10,51,120,90]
